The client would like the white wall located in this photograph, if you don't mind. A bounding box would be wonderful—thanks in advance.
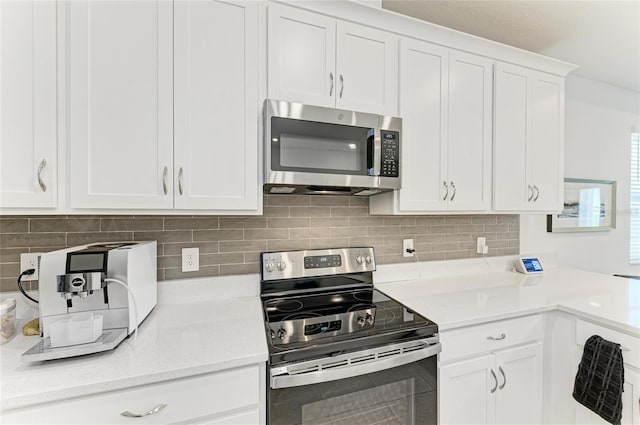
[521,75,640,275]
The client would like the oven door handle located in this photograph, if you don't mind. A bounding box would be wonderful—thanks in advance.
[271,341,441,389]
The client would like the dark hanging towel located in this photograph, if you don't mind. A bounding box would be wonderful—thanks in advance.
[573,335,625,425]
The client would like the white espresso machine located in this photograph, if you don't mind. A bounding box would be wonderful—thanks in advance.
[22,241,157,362]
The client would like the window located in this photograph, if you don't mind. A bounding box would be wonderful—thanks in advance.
[631,132,640,263]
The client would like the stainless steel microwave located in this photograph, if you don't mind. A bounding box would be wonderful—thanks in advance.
[264,100,401,196]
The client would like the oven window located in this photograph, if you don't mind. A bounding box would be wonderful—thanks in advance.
[268,356,437,425]
[271,117,372,175]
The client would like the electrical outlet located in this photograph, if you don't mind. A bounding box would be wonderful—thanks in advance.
[476,237,487,254]
[182,247,199,272]
[403,239,414,258]
[20,253,42,281]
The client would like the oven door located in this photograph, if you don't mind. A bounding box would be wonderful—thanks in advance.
[268,339,440,425]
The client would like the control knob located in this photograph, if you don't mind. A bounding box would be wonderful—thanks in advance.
[365,313,374,325]
[356,316,366,327]
[277,261,287,271]
[277,328,286,339]
[355,255,364,265]
[364,255,372,264]
[265,262,275,273]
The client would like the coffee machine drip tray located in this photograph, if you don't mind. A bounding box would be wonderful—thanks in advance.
[21,328,128,362]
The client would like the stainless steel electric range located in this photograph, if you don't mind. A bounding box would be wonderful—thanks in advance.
[260,247,440,425]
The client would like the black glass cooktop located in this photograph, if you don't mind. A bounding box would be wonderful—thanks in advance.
[263,288,437,353]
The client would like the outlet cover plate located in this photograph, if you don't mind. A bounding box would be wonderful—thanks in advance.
[403,239,414,257]
[476,237,487,254]
[182,247,200,272]
[20,253,42,281]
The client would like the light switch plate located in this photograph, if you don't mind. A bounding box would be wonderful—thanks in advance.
[182,248,199,272]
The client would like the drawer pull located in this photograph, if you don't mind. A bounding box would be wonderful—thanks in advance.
[121,403,167,418]
[490,369,498,393]
[498,366,506,390]
[487,333,506,341]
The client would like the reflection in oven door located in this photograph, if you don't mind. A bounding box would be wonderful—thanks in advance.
[268,356,437,425]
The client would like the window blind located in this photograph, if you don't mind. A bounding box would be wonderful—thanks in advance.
[631,133,640,264]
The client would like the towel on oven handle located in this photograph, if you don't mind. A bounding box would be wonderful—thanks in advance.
[573,334,625,425]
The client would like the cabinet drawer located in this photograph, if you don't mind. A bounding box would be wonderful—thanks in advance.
[2,365,260,424]
[576,319,640,369]
[439,315,543,363]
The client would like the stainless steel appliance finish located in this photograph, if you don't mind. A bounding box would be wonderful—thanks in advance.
[260,247,439,425]
[264,99,401,196]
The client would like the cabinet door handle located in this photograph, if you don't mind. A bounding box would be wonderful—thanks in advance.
[527,185,534,202]
[487,333,506,341]
[443,181,449,201]
[533,185,540,202]
[329,72,334,97]
[178,167,184,196]
[490,369,498,393]
[339,74,344,98]
[121,403,167,418]
[162,166,168,195]
[37,159,47,192]
[450,181,456,201]
[498,366,506,390]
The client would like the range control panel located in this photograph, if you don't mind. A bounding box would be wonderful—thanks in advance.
[380,131,399,177]
[261,247,376,281]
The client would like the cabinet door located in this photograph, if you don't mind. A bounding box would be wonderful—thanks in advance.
[493,62,529,211]
[527,72,564,211]
[494,343,543,425]
[268,3,335,108]
[336,21,397,115]
[0,0,57,208]
[397,38,448,211]
[174,0,259,211]
[68,1,173,209]
[447,50,493,211]
[440,355,495,425]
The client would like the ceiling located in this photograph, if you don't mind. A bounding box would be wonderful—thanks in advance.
[382,0,640,92]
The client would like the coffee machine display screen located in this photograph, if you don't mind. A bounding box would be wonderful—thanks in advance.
[67,252,108,273]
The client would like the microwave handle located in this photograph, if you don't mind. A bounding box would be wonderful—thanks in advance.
[370,128,382,176]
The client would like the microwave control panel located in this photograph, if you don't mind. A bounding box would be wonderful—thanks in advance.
[380,131,399,177]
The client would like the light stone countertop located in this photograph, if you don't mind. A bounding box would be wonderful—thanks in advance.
[3,257,639,413]
[375,265,640,336]
[0,275,268,412]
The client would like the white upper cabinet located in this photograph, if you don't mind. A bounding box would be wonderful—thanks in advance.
[335,21,397,115]
[370,40,492,214]
[0,0,57,208]
[268,5,336,108]
[174,0,259,211]
[268,3,398,116]
[68,0,174,210]
[493,62,564,212]
[396,38,448,212]
[447,50,493,211]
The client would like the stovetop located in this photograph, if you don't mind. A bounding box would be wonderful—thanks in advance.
[259,248,438,364]
[263,288,437,353]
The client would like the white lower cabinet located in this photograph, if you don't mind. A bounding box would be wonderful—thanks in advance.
[1,364,263,425]
[440,343,543,425]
